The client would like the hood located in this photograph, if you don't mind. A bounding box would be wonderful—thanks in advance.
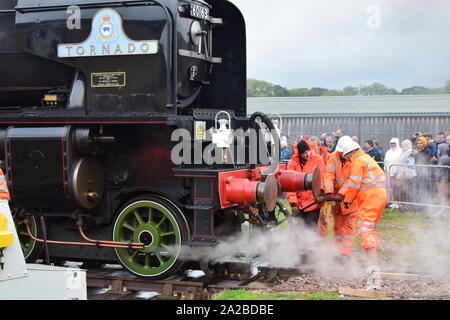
[401,139,412,151]
[438,143,449,156]
[389,138,400,151]
[291,140,318,163]
[417,137,428,149]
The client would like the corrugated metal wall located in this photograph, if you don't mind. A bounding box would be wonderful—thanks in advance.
[281,115,450,149]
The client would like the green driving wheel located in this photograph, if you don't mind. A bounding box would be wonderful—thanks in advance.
[12,212,40,261]
[113,198,185,278]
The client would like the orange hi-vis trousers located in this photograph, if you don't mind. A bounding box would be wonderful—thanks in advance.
[356,187,387,249]
[330,203,358,255]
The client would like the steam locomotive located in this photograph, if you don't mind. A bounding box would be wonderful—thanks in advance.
[0,0,319,278]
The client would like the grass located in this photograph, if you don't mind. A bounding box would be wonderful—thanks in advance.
[213,289,341,300]
[375,208,450,267]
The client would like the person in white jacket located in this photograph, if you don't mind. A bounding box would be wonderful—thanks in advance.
[384,138,403,207]
[395,139,417,210]
[384,138,403,176]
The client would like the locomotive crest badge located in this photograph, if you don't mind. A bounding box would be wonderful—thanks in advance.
[99,15,115,40]
[58,8,158,58]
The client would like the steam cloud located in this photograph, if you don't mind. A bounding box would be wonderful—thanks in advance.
[180,207,450,278]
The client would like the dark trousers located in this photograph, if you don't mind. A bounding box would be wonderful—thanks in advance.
[297,208,320,228]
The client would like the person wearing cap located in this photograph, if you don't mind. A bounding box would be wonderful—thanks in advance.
[331,137,387,267]
[323,136,359,257]
[431,132,446,163]
[287,140,325,228]
[411,137,433,205]
[423,133,435,151]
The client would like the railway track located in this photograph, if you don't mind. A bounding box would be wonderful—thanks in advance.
[86,260,271,300]
[84,262,449,300]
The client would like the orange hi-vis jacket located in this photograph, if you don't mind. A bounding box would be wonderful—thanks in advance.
[337,149,386,205]
[0,169,10,201]
[324,151,347,195]
[308,141,328,167]
[337,149,387,249]
[319,145,329,167]
[287,142,325,212]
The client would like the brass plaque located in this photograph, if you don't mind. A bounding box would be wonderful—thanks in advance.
[91,72,126,88]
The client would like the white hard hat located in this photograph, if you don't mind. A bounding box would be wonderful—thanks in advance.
[335,135,360,155]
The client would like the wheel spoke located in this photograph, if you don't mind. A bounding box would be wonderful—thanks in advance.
[19,231,30,237]
[160,231,175,237]
[127,250,139,263]
[155,216,167,229]
[147,207,154,223]
[123,223,136,232]
[133,211,144,225]
[144,253,151,268]
[155,252,164,266]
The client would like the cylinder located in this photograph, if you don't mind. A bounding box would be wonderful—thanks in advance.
[224,177,259,206]
[276,170,308,192]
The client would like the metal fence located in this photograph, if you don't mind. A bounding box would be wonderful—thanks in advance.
[385,163,450,215]
[279,115,450,151]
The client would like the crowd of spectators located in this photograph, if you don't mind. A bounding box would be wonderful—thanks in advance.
[279,130,450,214]
[398,132,450,212]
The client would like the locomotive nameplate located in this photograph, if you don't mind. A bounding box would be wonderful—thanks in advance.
[58,8,158,58]
[91,72,126,88]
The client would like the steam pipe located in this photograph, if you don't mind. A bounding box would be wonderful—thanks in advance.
[276,200,291,217]
[76,217,143,248]
[249,112,280,176]
[24,218,144,250]
[40,216,50,265]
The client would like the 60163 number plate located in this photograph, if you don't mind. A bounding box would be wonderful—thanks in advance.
[190,3,210,20]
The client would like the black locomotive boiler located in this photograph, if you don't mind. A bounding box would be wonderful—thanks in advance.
[0,0,319,278]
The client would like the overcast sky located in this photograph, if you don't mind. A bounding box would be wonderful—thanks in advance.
[229,0,450,90]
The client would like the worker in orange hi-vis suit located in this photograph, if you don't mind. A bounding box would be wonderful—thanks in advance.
[333,138,387,266]
[323,140,359,256]
[287,140,325,229]
[304,139,329,236]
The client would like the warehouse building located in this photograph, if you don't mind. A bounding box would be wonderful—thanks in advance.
[247,95,450,148]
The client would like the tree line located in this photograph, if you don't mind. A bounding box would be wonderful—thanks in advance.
[247,79,450,97]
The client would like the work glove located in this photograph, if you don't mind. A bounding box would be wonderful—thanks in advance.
[315,189,325,203]
[290,204,300,216]
[323,193,335,202]
[333,193,344,202]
